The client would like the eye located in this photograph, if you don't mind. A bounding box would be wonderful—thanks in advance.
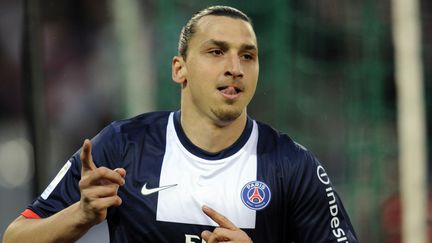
[241,53,255,61]
[209,49,224,56]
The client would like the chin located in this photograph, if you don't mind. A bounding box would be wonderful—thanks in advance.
[210,107,243,124]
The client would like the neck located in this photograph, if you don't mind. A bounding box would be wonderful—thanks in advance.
[180,109,248,153]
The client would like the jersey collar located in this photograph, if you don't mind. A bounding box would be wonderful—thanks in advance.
[173,111,253,160]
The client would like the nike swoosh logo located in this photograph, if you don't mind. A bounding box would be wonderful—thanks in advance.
[141,183,177,196]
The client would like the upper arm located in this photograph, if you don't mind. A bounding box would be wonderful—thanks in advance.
[287,149,358,242]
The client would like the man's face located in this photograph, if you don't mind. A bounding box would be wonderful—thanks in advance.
[175,15,259,125]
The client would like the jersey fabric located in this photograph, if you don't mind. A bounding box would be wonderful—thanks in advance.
[24,111,358,242]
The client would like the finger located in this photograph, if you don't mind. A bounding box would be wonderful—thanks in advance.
[85,167,126,186]
[81,184,120,199]
[80,139,97,172]
[202,229,231,243]
[113,168,127,178]
[201,230,212,241]
[202,228,234,242]
[202,205,237,230]
[202,230,220,243]
[86,195,123,210]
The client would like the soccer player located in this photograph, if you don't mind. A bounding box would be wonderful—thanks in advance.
[3,5,358,243]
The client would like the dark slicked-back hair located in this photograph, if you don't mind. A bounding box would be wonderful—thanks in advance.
[178,6,252,60]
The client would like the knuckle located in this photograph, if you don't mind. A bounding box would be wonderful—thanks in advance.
[78,179,89,191]
[96,167,108,177]
[79,175,92,188]
[212,229,223,238]
[213,227,222,234]
[80,190,91,201]
[107,184,119,195]
[78,179,85,188]
[114,196,122,205]
[88,200,100,210]
[113,184,120,192]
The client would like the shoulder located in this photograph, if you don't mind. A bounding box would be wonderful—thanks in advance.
[255,120,312,164]
[89,111,172,165]
[93,111,172,142]
[109,111,172,134]
[254,120,321,189]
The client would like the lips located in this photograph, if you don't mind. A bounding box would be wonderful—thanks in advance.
[218,86,240,94]
[217,86,242,100]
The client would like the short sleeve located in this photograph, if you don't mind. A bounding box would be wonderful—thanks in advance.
[24,124,122,218]
[287,147,358,242]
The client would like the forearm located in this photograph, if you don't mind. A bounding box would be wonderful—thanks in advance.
[3,202,95,243]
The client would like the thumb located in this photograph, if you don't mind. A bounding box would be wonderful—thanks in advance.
[80,139,97,172]
[201,230,212,241]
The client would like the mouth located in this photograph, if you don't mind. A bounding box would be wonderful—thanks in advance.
[217,86,242,94]
[217,86,242,100]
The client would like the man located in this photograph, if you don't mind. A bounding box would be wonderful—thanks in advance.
[3,5,358,243]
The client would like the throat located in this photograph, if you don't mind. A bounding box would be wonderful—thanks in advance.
[180,112,247,153]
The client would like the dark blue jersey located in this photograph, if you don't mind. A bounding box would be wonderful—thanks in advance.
[25,111,358,242]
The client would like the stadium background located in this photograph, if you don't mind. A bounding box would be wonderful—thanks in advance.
[0,0,430,242]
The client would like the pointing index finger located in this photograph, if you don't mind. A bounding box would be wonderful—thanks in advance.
[202,205,237,230]
[80,139,97,172]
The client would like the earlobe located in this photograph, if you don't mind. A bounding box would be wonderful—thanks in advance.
[172,56,187,84]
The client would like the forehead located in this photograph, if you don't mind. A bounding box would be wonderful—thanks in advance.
[191,15,257,48]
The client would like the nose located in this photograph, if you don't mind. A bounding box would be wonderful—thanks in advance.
[224,55,244,79]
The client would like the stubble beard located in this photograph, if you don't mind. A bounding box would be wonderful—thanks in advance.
[210,107,242,124]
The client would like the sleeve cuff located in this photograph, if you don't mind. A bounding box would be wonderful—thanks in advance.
[21,209,41,219]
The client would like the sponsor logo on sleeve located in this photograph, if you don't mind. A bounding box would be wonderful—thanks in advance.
[317,165,349,242]
[241,180,271,210]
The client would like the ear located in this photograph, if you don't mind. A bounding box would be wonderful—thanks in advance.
[172,56,187,84]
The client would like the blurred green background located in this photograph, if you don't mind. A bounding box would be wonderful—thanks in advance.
[0,0,430,242]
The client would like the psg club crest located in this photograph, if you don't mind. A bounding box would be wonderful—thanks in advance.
[241,181,271,210]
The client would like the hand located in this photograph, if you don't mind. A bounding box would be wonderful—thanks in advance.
[78,139,126,226]
[201,206,252,243]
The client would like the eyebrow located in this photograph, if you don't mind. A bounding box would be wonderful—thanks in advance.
[203,39,258,52]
